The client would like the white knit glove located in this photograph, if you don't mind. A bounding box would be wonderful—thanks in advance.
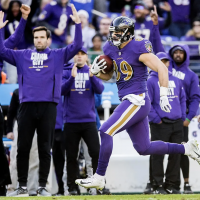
[160,87,172,113]
[91,55,107,75]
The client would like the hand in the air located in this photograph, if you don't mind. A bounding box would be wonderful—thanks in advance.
[159,2,171,12]
[91,55,107,75]
[71,63,78,77]
[150,5,158,25]
[20,4,31,20]
[160,96,172,113]
[70,4,81,24]
[0,11,8,29]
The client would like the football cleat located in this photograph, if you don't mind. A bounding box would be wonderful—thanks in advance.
[75,173,105,190]
[183,139,200,164]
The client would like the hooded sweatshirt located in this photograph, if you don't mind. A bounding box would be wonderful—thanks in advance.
[147,71,186,123]
[55,96,63,130]
[62,63,104,123]
[0,23,82,104]
[150,24,200,121]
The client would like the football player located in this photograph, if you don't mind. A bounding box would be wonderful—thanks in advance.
[75,16,200,190]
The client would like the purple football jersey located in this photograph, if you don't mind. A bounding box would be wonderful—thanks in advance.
[103,38,153,100]
[38,1,72,44]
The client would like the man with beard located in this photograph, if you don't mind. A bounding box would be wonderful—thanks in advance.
[150,6,200,194]
[0,4,82,196]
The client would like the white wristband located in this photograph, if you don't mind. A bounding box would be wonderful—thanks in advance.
[160,86,168,96]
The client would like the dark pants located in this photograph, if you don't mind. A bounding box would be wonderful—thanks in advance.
[0,110,11,186]
[64,122,100,191]
[17,102,56,187]
[150,119,184,186]
[52,129,65,194]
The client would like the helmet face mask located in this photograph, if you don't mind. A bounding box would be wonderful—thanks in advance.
[109,16,134,47]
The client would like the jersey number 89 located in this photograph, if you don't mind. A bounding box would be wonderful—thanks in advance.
[113,60,134,81]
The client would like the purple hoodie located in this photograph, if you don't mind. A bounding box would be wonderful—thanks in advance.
[0,23,82,104]
[0,17,27,71]
[150,24,200,120]
[61,63,104,123]
[147,71,186,123]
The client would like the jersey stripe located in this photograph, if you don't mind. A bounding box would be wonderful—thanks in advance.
[105,104,141,136]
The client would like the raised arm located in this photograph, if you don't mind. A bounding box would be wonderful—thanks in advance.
[149,5,166,54]
[4,4,30,48]
[60,4,82,63]
[0,11,22,66]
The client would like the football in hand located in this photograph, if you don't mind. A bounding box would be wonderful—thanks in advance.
[98,55,113,74]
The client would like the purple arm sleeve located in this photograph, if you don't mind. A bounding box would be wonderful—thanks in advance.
[149,24,165,54]
[147,79,162,123]
[187,74,200,120]
[4,18,27,49]
[61,71,75,96]
[90,76,104,94]
[62,23,82,63]
[179,82,186,121]
[0,29,22,66]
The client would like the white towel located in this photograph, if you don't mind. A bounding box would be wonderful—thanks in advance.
[122,93,145,106]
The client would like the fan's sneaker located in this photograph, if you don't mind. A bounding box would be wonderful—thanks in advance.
[183,140,200,164]
[75,173,105,190]
[7,187,29,197]
[37,187,51,196]
[184,183,193,194]
[154,185,167,194]
[144,182,154,194]
[165,185,181,194]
